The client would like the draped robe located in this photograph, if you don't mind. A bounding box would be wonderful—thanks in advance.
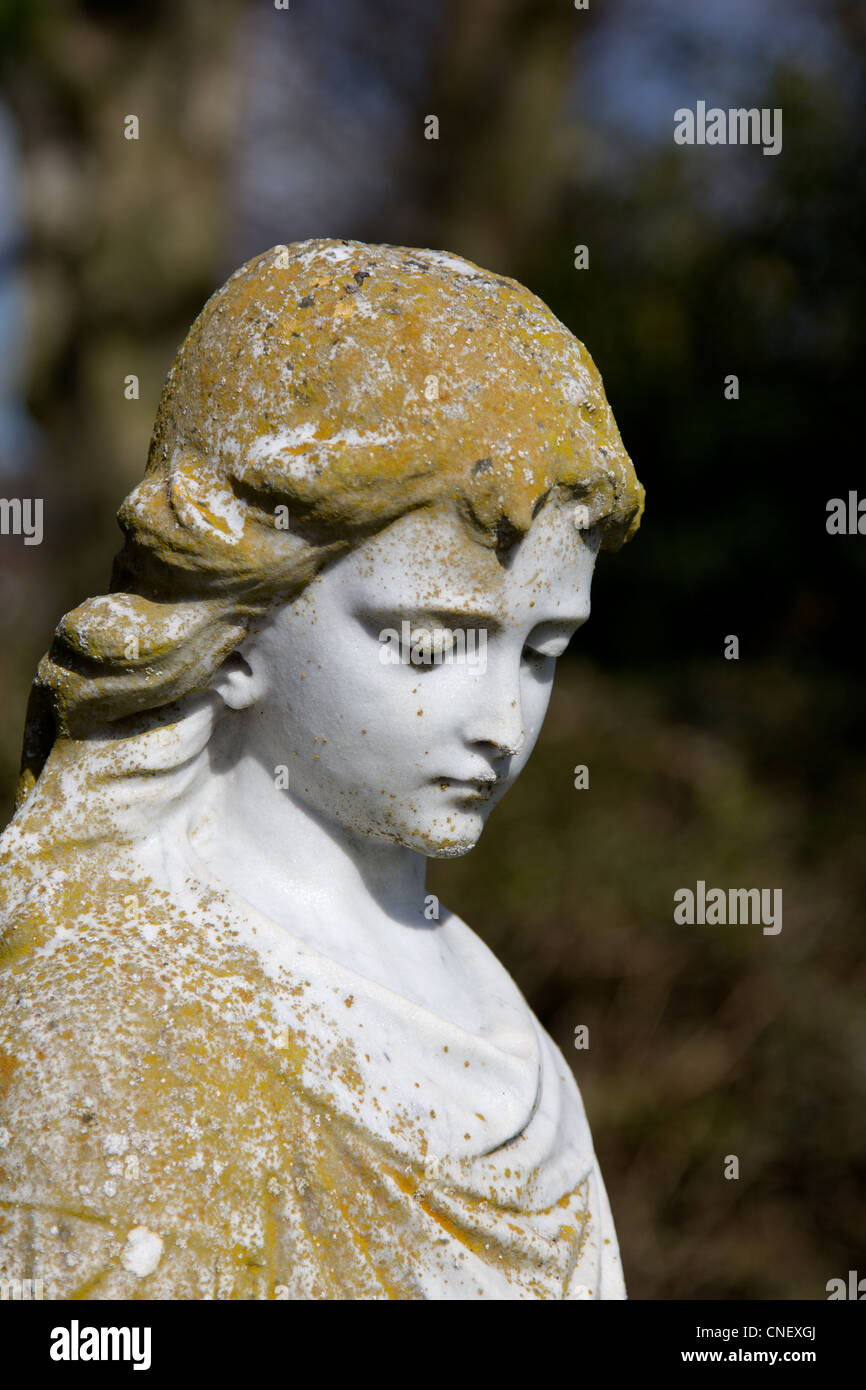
[0,737,625,1301]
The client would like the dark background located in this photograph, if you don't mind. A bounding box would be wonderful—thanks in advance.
[0,0,863,1298]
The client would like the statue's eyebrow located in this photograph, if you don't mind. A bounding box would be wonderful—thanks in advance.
[405,605,591,631]
[370,603,504,631]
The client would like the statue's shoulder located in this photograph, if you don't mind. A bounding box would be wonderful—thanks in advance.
[0,867,341,1298]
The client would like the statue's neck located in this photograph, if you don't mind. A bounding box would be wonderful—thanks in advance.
[189,757,425,911]
[177,745,442,985]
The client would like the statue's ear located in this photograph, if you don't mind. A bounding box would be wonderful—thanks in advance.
[211,649,263,711]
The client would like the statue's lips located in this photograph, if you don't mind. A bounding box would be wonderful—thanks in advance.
[434,775,500,800]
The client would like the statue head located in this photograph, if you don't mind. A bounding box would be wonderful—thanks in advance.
[15,239,643,855]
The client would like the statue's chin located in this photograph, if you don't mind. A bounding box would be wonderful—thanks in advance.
[424,838,478,860]
[364,817,483,858]
[402,826,483,859]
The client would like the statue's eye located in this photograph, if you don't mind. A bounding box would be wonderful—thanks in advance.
[405,626,457,667]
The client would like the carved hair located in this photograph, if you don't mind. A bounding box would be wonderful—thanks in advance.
[16,239,644,808]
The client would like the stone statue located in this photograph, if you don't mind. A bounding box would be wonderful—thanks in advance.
[0,240,643,1300]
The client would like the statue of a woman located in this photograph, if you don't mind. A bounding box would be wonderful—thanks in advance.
[0,240,643,1300]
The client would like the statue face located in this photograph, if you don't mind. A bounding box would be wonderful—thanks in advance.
[236,499,597,857]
